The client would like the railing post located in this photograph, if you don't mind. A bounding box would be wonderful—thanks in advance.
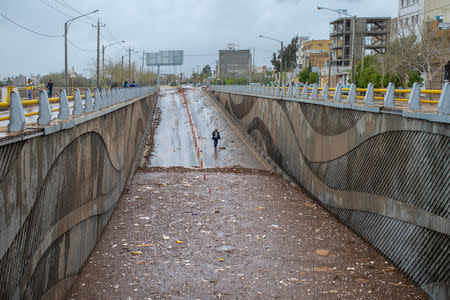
[7,91,25,132]
[293,83,300,98]
[286,84,292,97]
[438,82,450,114]
[73,89,83,116]
[321,83,329,101]
[408,82,422,111]
[364,83,374,105]
[84,89,93,113]
[348,83,357,103]
[311,84,319,100]
[58,89,70,120]
[384,82,395,108]
[101,88,108,108]
[334,83,342,102]
[275,83,280,96]
[94,88,102,110]
[301,84,309,98]
[37,90,52,125]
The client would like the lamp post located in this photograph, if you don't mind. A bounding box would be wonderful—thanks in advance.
[317,6,356,84]
[102,40,125,87]
[259,35,284,85]
[64,9,99,92]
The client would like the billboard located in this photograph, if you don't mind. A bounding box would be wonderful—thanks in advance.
[146,50,183,66]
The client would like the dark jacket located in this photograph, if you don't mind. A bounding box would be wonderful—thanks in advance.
[212,130,220,140]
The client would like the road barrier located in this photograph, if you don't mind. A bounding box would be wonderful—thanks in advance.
[211,82,450,115]
[1,87,158,132]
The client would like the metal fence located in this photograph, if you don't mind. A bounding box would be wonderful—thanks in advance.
[210,82,450,115]
[1,87,157,132]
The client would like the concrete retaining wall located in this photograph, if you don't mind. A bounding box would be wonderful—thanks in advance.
[0,91,158,300]
[210,90,449,299]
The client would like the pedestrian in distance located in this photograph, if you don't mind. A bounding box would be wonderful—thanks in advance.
[130,81,136,87]
[26,79,35,99]
[212,129,221,149]
[123,81,128,88]
[46,79,54,98]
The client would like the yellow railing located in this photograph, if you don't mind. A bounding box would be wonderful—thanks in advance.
[296,86,440,104]
[0,93,94,122]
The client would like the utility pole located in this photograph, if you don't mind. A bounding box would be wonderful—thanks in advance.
[121,55,124,84]
[64,22,68,93]
[350,16,356,83]
[141,51,145,84]
[280,41,284,85]
[361,37,365,72]
[92,19,105,88]
[253,48,255,82]
[102,44,105,87]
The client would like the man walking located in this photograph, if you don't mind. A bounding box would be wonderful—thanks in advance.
[26,79,35,99]
[46,79,54,98]
[212,129,221,149]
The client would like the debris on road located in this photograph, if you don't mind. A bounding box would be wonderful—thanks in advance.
[68,167,426,299]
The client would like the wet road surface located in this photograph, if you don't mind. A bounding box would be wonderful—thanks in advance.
[67,87,426,299]
[150,87,264,170]
[68,168,425,299]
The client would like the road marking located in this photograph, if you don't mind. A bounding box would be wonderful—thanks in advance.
[202,89,271,171]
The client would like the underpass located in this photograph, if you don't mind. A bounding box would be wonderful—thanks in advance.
[67,87,426,299]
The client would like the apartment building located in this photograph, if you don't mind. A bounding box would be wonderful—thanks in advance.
[327,17,391,86]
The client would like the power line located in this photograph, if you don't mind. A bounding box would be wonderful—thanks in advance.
[39,0,91,24]
[0,11,63,37]
[67,39,95,52]
[53,0,96,22]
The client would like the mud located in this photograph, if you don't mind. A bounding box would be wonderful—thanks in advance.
[68,168,426,299]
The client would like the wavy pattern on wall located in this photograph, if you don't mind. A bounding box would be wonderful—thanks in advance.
[212,90,450,293]
[299,102,364,136]
[0,133,120,300]
[0,141,24,184]
[247,117,282,166]
[325,206,450,286]
[230,95,257,120]
[306,131,450,218]
[0,92,156,300]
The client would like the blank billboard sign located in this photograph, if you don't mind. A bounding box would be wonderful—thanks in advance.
[146,50,183,66]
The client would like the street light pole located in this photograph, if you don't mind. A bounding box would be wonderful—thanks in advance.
[102,40,125,87]
[259,35,284,85]
[317,6,356,84]
[64,9,99,93]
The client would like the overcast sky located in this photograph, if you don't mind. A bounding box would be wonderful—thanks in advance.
[1,0,398,79]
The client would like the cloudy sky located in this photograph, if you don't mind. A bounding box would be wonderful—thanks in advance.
[1,0,398,79]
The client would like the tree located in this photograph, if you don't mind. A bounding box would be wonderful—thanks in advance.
[202,65,212,77]
[40,72,94,88]
[271,36,299,73]
[297,63,311,83]
[308,72,319,84]
[381,32,450,89]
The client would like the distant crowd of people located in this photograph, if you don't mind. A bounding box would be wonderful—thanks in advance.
[123,81,137,88]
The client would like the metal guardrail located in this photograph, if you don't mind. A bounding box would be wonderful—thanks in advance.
[3,87,157,132]
[210,82,450,115]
